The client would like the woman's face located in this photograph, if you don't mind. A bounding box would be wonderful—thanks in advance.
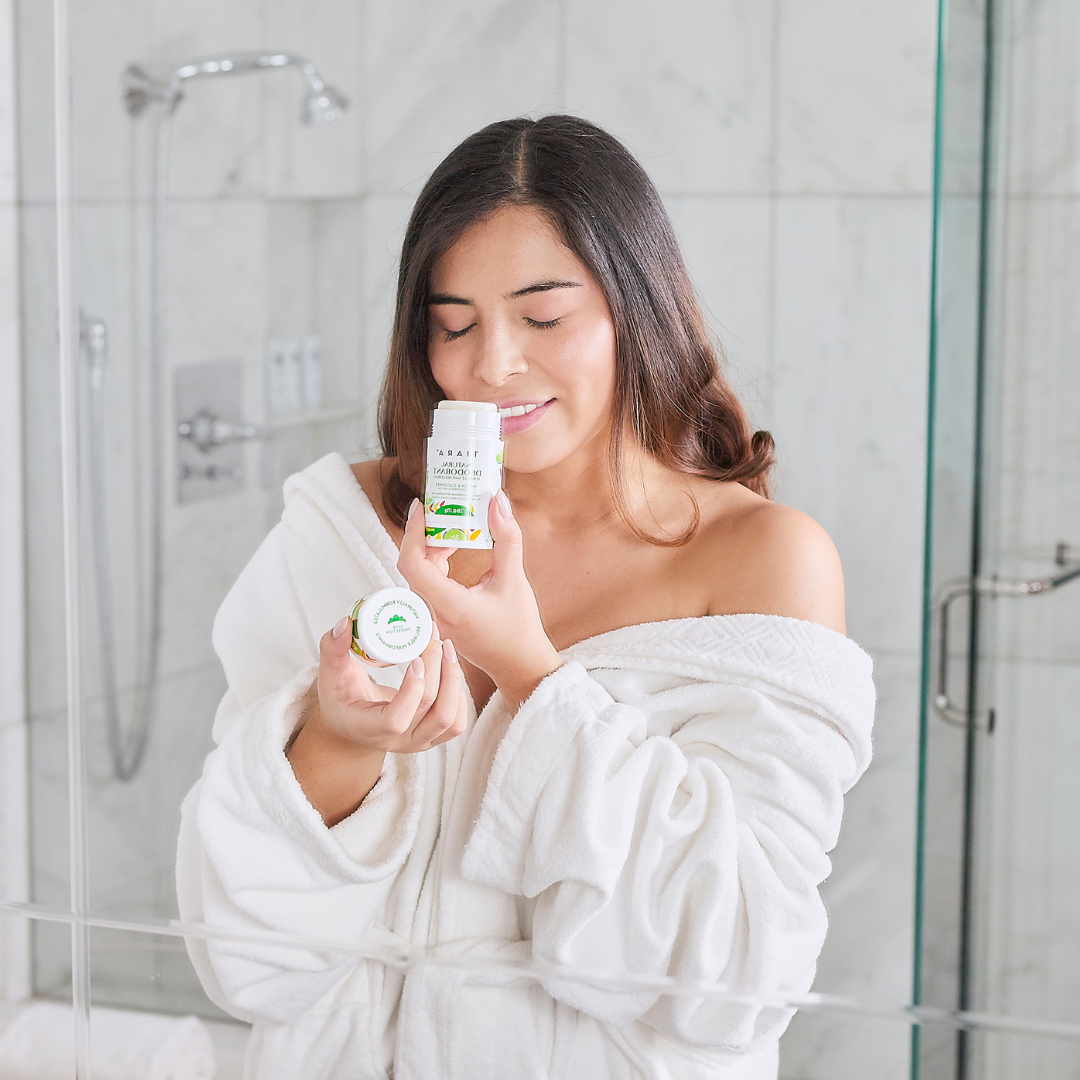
[427,205,618,474]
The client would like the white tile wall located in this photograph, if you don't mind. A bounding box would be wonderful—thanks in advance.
[770,195,932,653]
[365,0,561,194]
[776,0,938,194]
[1004,0,1080,195]
[565,0,775,194]
[664,195,773,412]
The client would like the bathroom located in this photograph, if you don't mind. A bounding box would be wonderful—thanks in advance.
[0,0,1077,1076]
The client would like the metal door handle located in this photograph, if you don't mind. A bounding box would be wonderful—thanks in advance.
[934,560,1080,726]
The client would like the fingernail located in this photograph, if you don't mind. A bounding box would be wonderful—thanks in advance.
[332,616,350,639]
[408,498,420,522]
[443,638,457,663]
[495,489,512,518]
[410,657,425,679]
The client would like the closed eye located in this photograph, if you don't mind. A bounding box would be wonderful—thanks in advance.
[526,317,562,330]
[442,323,475,342]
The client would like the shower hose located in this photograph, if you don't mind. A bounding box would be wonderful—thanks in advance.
[85,98,176,782]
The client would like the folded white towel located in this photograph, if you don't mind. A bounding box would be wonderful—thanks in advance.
[0,1001,215,1080]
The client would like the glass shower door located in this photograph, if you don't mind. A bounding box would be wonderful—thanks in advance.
[918,0,1080,1077]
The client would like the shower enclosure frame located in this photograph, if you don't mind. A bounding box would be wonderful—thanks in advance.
[914,0,1080,1077]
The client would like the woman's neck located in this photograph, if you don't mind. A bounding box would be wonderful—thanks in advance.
[504,436,692,538]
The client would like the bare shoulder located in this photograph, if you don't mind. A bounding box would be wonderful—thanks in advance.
[694,484,846,635]
[349,458,404,544]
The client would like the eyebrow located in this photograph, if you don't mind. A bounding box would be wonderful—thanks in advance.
[427,279,584,306]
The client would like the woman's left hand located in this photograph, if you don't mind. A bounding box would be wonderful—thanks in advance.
[397,491,563,709]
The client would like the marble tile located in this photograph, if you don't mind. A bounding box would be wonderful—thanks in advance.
[265,200,314,339]
[0,913,31,1007]
[979,660,1080,1042]
[776,0,938,194]
[359,193,412,453]
[261,0,364,199]
[310,198,365,412]
[29,919,72,1001]
[80,661,224,918]
[771,195,933,654]
[66,0,149,203]
[0,720,29,912]
[14,0,55,203]
[566,0,774,195]
[779,1011,911,1080]
[988,195,1080,663]
[19,206,68,719]
[143,0,266,200]
[166,198,266,368]
[1004,0,1080,196]
[663,195,772,419]
[0,0,16,204]
[89,926,230,1019]
[779,650,919,1080]
[365,0,560,194]
[0,203,23,731]
[27,706,69,913]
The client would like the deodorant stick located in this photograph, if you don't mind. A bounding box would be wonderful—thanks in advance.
[424,400,504,549]
[349,588,433,667]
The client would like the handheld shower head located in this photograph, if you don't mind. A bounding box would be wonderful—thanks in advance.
[123,52,349,123]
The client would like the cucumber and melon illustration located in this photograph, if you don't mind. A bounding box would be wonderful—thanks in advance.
[425,527,483,541]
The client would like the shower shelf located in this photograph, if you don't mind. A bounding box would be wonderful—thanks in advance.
[265,402,364,430]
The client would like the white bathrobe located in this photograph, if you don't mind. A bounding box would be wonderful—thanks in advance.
[177,452,875,1080]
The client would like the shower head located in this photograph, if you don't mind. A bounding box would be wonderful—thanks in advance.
[123,52,349,124]
[303,84,348,126]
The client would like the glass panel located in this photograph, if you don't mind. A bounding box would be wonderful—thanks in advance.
[920,0,1080,1077]
[916,0,992,1070]
[969,0,1080,1058]
[14,0,72,917]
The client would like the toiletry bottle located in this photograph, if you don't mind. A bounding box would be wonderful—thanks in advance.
[424,400,503,549]
[350,588,433,666]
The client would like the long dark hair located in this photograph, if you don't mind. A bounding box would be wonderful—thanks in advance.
[377,114,774,545]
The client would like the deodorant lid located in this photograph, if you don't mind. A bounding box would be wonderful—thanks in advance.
[431,399,501,439]
[350,587,433,666]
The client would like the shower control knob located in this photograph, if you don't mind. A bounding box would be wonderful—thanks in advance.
[177,408,264,453]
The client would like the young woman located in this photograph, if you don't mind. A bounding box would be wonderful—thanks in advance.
[178,115,874,1080]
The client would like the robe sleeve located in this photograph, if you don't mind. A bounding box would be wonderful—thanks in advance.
[176,518,424,1026]
[459,659,873,1053]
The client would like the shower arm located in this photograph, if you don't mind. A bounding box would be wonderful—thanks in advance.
[124,53,335,117]
[934,561,1080,726]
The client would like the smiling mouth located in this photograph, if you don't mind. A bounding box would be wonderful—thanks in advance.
[498,401,548,419]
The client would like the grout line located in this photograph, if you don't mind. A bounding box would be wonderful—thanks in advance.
[556,0,567,112]
[764,0,781,433]
[13,190,941,210]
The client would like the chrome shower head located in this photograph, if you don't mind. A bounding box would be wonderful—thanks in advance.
[123,52,349,123]
[302,84,348,126]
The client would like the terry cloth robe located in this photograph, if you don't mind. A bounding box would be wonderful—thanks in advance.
[176,452,875,1080]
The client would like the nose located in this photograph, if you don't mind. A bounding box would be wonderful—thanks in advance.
[471,320,528,387]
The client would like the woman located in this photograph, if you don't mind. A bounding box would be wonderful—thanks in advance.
[178,115,874,1080]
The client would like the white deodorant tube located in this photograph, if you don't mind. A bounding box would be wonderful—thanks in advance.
[349,588,433,666]
[425,400,504,549]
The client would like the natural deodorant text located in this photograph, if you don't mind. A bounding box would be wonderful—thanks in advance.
[425,400,503,549]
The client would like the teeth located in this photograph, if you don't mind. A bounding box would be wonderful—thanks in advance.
[499,402,541,418]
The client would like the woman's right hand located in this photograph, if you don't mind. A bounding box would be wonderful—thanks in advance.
[287,616,467,825]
